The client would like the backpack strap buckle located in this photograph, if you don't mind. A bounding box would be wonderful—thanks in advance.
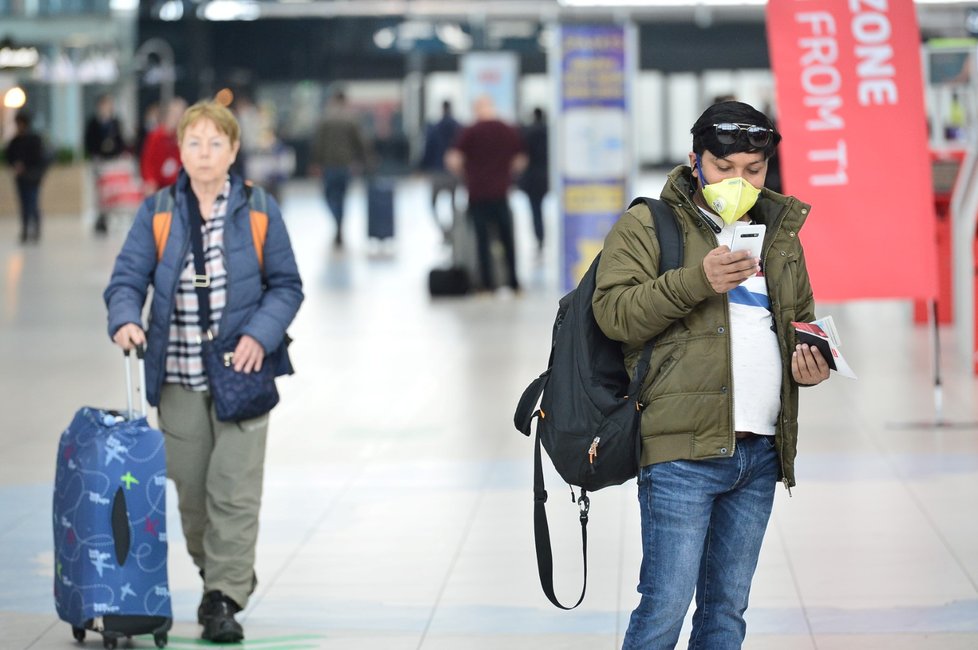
[578,493,590,521]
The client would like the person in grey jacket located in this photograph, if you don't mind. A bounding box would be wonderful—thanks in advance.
[104,101,303,644]
[594,101,830,649]
[308,90,371,248]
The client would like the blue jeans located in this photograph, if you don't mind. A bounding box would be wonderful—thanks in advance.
[322,167,351,228]
[16,177,41,240]
[622,434,779,650]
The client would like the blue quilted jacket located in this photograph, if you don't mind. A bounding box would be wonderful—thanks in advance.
[104,172,304,406]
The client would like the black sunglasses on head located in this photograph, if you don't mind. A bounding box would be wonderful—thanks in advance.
[713,122,773,148]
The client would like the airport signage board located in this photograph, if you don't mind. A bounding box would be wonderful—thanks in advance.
[767,0,937,301]
[556,23,635,291]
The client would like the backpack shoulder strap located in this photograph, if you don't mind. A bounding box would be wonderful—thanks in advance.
[245,183,269,273]
[627,197,683,275]
[145,184,268,273]
[150,183,271,270]
[151,186,176,263]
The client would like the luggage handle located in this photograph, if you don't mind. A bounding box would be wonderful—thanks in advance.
[123,345,149,419]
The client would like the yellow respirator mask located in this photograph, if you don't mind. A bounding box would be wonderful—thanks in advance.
[698,165,761,225]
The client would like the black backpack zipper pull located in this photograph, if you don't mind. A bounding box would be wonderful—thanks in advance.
[588,436,600,464]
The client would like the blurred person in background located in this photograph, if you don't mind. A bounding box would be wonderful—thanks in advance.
[4,110,48,244]
[419,99,461,241]
[140,97,187,195]
[135,101,160,160]
[229,94,261,179]
[445,95,527,293]
[105,100,303,644]
[309,90,371,249]
[85,93,130,235]
[518,107,549,255]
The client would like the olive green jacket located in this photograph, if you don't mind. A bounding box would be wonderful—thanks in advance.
[310,110,370,169]
[592,165,816,488]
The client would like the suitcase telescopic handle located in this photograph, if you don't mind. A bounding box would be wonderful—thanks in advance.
[123,344,149,418]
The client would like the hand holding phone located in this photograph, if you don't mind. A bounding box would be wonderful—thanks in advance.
[730,223,765,260]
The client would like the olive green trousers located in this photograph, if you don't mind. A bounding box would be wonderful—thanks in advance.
[158,384,269,608]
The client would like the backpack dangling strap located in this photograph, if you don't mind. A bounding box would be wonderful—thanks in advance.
[533,427,588,610]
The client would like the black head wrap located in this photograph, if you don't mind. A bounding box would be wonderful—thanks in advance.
[691,101,781,160]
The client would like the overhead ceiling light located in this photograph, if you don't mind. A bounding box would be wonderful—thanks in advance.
[3,86,27,109]
[374,27,397,49]
[200,0,260,21]
[158,0,184,21]
[0,46,40,69]
[436,24,472,51]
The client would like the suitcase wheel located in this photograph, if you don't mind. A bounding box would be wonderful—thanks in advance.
[154,632,168,648]
[72,626,85,642]
[102,636,118,650]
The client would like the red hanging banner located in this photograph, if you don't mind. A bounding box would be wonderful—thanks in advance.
[767,0,937,302]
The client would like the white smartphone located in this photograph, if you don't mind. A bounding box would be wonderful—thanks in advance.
[730,223,766,259]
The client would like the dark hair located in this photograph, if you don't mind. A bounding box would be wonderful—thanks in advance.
[15,110,32,127]
[691,100,781,159]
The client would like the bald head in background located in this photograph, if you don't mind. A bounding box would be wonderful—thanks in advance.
[473,95,498,122]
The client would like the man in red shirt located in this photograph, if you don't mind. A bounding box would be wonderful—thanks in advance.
[446,96,527,292]
[140,97,187,194]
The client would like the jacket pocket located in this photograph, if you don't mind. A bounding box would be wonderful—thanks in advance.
[641,342,685,404]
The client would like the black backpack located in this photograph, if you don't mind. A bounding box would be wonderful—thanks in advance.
[513,197,683,609]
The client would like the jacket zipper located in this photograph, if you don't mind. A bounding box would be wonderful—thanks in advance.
[767,200,795,493]
[724,291,736,457]
[670,183,738,457]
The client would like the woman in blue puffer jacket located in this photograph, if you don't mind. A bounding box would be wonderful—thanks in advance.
[104,100,303,644]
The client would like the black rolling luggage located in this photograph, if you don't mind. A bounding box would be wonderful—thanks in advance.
[428,266,471,296]
[367,176,395,240]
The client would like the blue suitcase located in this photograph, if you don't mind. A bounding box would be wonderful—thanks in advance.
[367,176,395,240]
[53,347,172,649]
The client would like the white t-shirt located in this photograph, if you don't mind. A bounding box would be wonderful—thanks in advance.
[706,211,783,435]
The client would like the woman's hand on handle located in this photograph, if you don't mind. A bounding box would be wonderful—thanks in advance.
[113,323,146,351]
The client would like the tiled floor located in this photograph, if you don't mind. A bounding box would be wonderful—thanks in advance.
[1,173,976,649]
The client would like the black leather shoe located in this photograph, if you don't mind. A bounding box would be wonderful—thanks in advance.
[198,590,243,643]
[196,594,207,625]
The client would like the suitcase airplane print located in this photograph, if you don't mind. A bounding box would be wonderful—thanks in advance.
[53,346,172,649]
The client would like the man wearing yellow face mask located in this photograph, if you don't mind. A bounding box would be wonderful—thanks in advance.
[593,100,831,649]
